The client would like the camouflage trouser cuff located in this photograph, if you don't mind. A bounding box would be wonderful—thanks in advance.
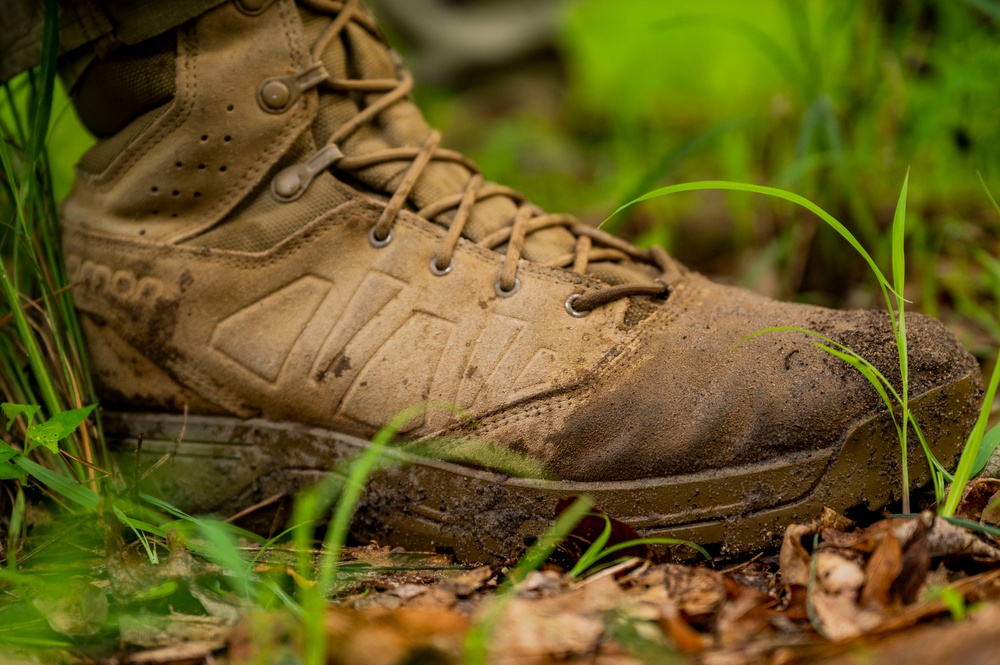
[0,0,227,84]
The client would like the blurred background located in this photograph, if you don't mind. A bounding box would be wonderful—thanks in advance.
[43,0,1000,364]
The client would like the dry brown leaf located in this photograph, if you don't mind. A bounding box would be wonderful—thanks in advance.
[405,586,458,609]
[119,612,232,650]
[658,602,710,653]
[801,597,1000,664]
[779,524,814,587]
[326,607,468,665]
[873,567,1000,634]
[891,514,1000,559]
[715,582,772,648]
[955,478,1000,522]
[125,641,219,664]
[492,599,605,662]
[859,530,902,609]
[441,565,494,596]
[661,564,728,616]
[814,551,865,597]
[980,491,1000,530]
[812,507,856,533]
[893,515,932,605]
[811,588,883,641]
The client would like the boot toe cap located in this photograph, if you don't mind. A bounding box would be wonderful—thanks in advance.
[542,281,980,484]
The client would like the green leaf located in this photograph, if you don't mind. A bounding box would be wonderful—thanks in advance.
[569,513,614,578]
[0,464,27,481]
[197,520,254,600]
[942,350,1000,516]
[14,456,99,510]
[25,404,95,453]
[2,403,40,430]
[114,506,160,564]
[589,536,711,562]
[972,423,1000,477]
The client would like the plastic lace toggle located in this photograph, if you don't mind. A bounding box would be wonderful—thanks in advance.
[257,62,329,114]
[270,144,344,202]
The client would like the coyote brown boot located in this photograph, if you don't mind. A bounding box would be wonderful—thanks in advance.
[62,0,981,559]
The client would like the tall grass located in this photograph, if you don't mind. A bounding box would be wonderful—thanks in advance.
[0,0,104,490]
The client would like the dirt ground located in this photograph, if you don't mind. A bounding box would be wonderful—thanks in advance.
[69,479,1000,665]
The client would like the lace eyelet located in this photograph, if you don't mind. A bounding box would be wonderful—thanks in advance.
[369,226,393,248]
[494,277,521,298]
[565,293,591,318]
[429,257,454,276]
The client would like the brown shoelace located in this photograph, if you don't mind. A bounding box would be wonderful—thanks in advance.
[268,0,679,315]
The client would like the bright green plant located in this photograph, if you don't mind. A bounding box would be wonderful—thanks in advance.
[567,512,710,579]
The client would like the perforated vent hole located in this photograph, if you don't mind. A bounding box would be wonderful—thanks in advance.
[226,104,234,112]
[219,165,228,172]
[151,186,158,193]
[194,192,201,198]
[172,190,180,197]
[175,161,183,168]
[198,164,206,170]
[200,135,209,142]
[224,135,232,142]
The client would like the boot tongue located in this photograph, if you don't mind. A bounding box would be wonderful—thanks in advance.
[301,6,657,286]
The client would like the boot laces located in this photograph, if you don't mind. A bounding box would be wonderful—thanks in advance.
[269,0,681,315]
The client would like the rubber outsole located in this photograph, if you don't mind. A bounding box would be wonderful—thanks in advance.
[109,370,981,562]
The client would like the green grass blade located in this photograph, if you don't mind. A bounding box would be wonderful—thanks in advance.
[12,454,98,510]
[962,0,1000,21]
[113,505,159,565]
[603,180,895,306]
[591,537,711,563]
[742,326,905,404]
[197,520,255,600]
[6,485,25,568]
[0,140,62,417]
[890,172,911,512]
[815,343,902,434]
[25,0,58,177]
[942,352,1000,516]
[317,404,426,595]
[568,513,613,578]
[971,423,1000,477]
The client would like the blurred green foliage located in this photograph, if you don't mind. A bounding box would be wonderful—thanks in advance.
[418,0,1000,359]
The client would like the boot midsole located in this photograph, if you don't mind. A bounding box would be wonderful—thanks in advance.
[106,369,978,559]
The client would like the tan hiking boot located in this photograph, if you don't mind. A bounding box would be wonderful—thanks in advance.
[62,0,981,560]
